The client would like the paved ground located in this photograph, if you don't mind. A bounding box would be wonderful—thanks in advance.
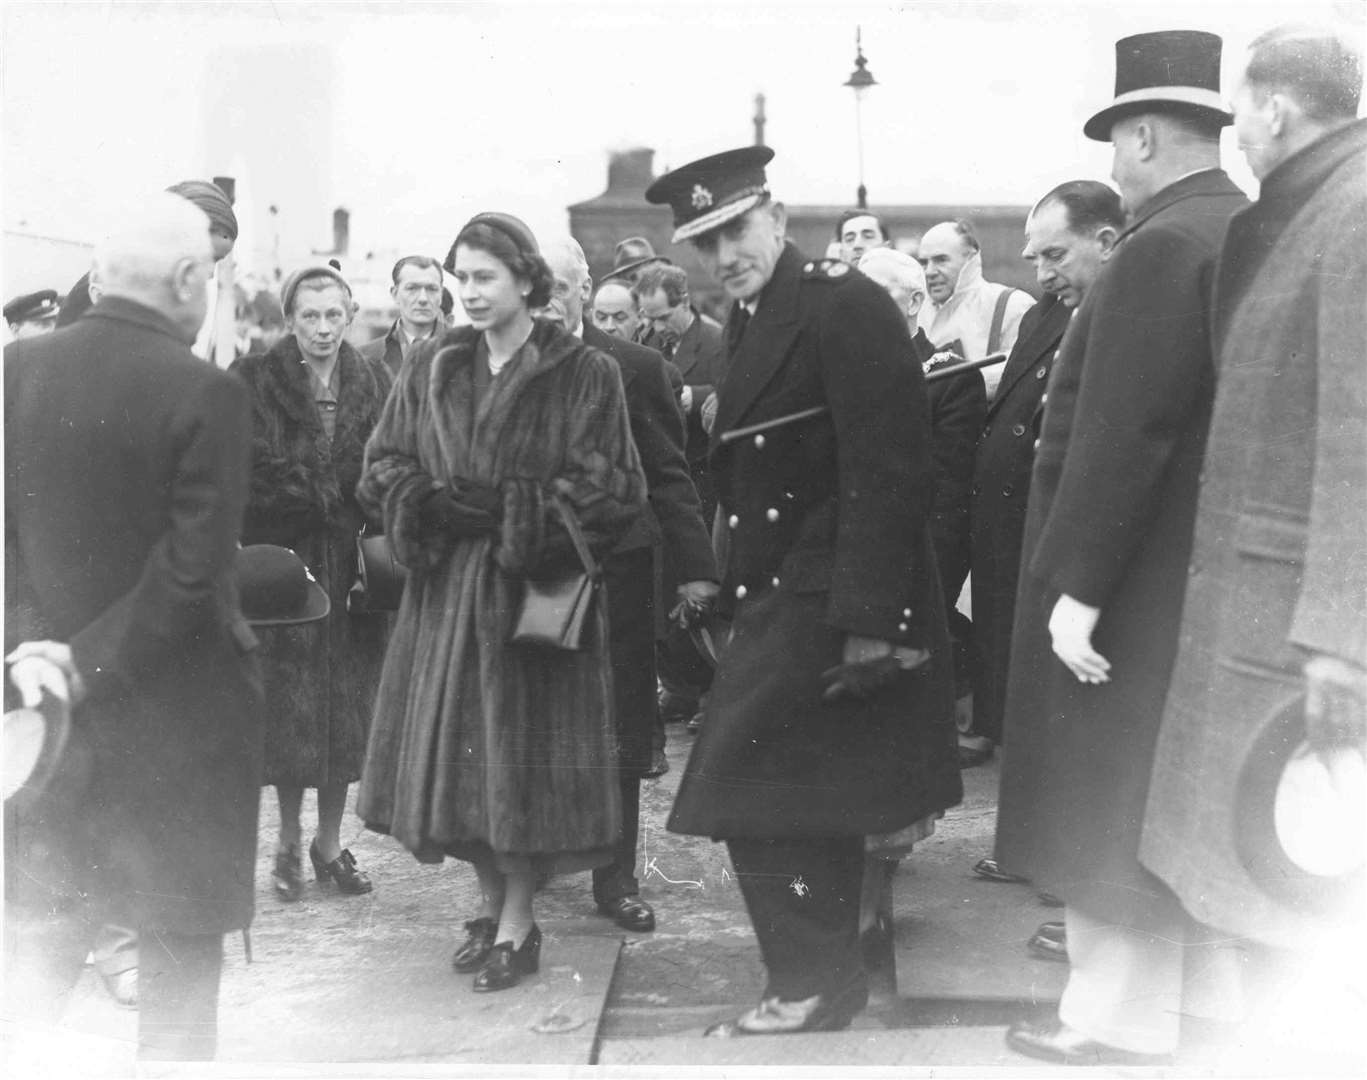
[10,722,1364,1076]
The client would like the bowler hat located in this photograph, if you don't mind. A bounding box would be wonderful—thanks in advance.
[602,237,671,282]
[236,545,331,626]
[3,691,77,810]
[4,289,60,326]
[646,146,775,243]
[1234,694,1364,918]
[1083,30,1232,142]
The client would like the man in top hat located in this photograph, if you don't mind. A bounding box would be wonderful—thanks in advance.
[602,235,670,285]
[995,30,1251,1065]
[4,192,263,1062]
[1140,25,1366,1039]
[4,289,61,340]
[655,146,961,1036]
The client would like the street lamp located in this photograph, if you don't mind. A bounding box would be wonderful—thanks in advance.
[843,26,877,209]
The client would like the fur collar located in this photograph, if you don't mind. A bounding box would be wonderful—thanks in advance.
[244,334,387,444]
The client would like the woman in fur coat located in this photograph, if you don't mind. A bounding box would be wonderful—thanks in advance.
[232,265,392,902]
[357,213,646,993]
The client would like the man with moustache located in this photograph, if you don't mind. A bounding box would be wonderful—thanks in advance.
[359,255,445,374]
[654,147,960,1037]
[539,237,718,931]
[996,32,1251,1064]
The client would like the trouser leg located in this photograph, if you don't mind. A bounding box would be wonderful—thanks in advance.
[726,836,865,1002]
[593,773,640,905]
[136,929,224,1062]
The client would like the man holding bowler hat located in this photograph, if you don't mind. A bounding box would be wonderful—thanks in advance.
[994,30,1251,1064]
[655,147,961,1037]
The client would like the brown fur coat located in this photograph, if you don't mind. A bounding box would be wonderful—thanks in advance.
[356,320,646,862]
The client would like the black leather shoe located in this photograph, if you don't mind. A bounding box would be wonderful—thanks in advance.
[658,689,697,724]
[597,895,656,932]
[642,748,670,778]
[686,712,703,734]
[472,925,541,992]
[704,978,869,1037]
[451,917,498,972]
[1006,1019,1173,1065]
[958,743,994,769]
[309,842,373,895]
[273,844,303,902]
[1027,923,1068,962]
[972,857,1028,884]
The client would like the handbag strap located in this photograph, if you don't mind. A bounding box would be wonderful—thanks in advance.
[551,492,598,577]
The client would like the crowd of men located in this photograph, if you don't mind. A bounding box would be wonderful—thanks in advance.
[4,20,1364,1067]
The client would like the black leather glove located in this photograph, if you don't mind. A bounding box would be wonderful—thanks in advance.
[820,655,907,705]
[419,489,496,539]
[449,479,504,523]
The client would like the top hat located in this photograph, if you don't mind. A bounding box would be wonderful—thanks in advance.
[1234,694,1365,919]
[602,237,672,282]
[236,545,331,626]
[4,289,60,326]
[646,146,775,243]
[1083,30,1232,142]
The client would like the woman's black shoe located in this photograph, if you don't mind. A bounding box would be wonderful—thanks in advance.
[273,844,303,902]
[451,917,498,973]
[472,925,542,992]
[309,842,373,895]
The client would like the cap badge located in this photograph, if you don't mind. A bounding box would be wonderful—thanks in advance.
[690,184,714,210]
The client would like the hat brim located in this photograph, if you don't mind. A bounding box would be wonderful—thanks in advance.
[247,581,331,626]
[4,693,72,808]
[602,255,672,282]
[1083,86,1232,141]
[671,192,766,244]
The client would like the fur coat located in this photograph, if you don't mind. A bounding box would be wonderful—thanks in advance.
[231,335,393,787]
[355,319,647,864]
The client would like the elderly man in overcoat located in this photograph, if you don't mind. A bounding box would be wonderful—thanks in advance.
[1141,24,1366,975]
[654,147,960,1037]
[995,32,1251,1065]
[4,193,263,1062]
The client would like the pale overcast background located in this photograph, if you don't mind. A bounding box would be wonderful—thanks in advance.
[3,0,1363,296]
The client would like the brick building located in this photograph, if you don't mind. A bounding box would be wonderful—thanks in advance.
[569,148,1037,323]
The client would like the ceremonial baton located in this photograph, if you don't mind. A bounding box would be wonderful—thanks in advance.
[718,351,1007,445]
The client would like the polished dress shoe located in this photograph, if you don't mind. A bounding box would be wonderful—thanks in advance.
[309,842,373,895]
[451,917,498,972]
[971,857,1028,884]
[1006,1019,1173,1066]
[704,979,869,1037]
[686,712,703,734]
[99,967,137,1009]
[658,689,697,724]
[273,843,303,902]
[1027,922,1068,962]
[472,925,541,992]
[597,895,656,932]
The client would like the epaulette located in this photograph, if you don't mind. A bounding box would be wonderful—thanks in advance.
[801,258,852,281]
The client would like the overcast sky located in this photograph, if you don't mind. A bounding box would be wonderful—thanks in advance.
[3,0,1363,290]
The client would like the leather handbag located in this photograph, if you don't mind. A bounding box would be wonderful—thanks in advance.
[347,526,406,613]
[509,494,599,651]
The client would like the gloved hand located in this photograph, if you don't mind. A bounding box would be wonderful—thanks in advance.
[821,636,930,705]
[449,478,503,523]
[419,488,496,539]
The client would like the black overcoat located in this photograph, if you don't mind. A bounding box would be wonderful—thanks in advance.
[668,246,961,839]
[994,171,1249,924]
[967,295,1071,741]
[4,298,263,935]
[231,337,393,787]
[584,323,716,774]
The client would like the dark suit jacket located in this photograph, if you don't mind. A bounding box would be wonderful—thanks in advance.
[967,294,1071,740]
[668,309,727,466]
[358,320,442,376]
[668,246,960,839]
[4,297,264,934]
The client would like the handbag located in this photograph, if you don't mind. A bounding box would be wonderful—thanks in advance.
[509,493,600,651]
[347,526,407,613]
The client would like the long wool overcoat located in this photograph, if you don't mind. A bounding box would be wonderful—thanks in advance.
[668,246,962,840]
[5,298,263,935]
[231,336,393,788]
[1141,121,1367,947]
[355,320,647,864]
[993,171,1249,925]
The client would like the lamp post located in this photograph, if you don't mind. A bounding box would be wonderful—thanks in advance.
[843,26,877,209]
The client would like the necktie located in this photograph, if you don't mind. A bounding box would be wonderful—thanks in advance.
[725,306,751,357]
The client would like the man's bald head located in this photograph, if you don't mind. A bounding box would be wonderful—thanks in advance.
[540,236,591,331]
[94,192,215,338]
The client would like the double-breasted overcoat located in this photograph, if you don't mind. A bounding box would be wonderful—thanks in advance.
[232,336,393,788]
[668,245,962,840]
[5,298,263,935]
[994,171,1249,924]
[1141,121,1367,946]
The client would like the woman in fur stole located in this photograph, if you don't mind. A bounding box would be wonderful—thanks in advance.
[357,213,646,992]
[232,265,392,902]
